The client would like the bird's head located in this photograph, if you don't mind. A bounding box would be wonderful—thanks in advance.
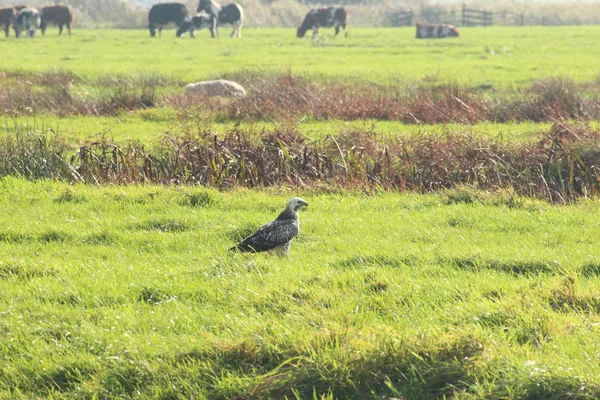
[288,197,308,213]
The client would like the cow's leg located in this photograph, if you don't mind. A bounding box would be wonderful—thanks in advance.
[149,24,155,37]
[312,27,318,38]
[215,24,220,38]
[158,26,163,37]
[190,28,195,38]
[232,20,242,38]
[67,22,71,35]
[40,20,46,36]
[343,22,348,37]
[210,18,217,38]
[59,24,64,36]
[2,24,8,37]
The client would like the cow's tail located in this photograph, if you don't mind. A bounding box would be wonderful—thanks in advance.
[67,7,74,24]
[236,4,244,38]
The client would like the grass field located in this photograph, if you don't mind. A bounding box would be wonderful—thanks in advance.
[1,27,600,86]
[2,25,600,398]
[1,179,600,398]
[0,113,554,143]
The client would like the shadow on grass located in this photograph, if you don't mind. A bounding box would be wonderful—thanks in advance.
[335,255,418,269]
[447,256,557,276]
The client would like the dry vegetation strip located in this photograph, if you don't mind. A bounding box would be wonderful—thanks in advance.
[2,122,600,203]
[1,72,598,124]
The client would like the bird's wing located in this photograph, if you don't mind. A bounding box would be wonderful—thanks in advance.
[236,219,298,252]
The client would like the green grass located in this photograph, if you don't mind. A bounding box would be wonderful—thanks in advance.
[2,25,600,398]
[0,113,559,143]
[2,26,600,87]
[1,178,600,398]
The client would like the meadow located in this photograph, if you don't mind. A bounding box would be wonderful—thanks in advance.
[1,26,600,399]
[2,179,600,399]
[2,27,600,86]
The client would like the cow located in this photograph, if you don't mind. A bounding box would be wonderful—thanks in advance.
[15,8,41,38]
[176,14,212,37]
[40,5,73,36]
[196,0,243,38]
[297,7,348,38]
[0,7,17,37]
[415,22,459,39]
[148,2,188,37]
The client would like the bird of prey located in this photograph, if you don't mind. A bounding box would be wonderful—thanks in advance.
[231,197,308,256]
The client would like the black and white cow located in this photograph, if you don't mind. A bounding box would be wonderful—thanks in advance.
[148,2,188,37]
[415,22,459,39]
[297,7,348,38]
[176,14,212,37]
[15,8,41,38]
[196,0,243,38]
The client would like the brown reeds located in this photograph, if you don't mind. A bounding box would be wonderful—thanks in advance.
[2,72,600,123]
[2,122,600,203]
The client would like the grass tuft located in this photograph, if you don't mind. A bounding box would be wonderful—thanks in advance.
[39,230,72,243]
[0,262,56,280]
[130,219,191,233]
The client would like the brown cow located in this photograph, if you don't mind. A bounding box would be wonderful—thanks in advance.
[415,22,459,39]
[40,4,72,36]
[0,7,22,37]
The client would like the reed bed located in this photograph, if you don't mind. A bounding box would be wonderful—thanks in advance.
[1,122,599,203]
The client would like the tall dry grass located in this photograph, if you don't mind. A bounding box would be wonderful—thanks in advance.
[2,71,598,123]
[2,122,600,203]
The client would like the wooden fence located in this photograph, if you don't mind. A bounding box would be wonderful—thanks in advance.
[390,10,413,27]
[462,5,493,27]
[389,4,563,28]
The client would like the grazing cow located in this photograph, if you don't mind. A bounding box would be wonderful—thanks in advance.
[0,7,17,37]
[15,8,41,38]
[148,2,188,37]
[415,22,459,39]
[176,14,212,37]
[40,5,73,36]
[297,7,348,38]
[197,0,243,38]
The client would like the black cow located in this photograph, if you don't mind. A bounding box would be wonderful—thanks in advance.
[197,0,243,38]
[297,7,348,38]
[0,7,17,37]
[148,2,188,37]
[176,14,212,37]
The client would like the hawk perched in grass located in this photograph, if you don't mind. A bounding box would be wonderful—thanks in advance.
[231,197,308,256]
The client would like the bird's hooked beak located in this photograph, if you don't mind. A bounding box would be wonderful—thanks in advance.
[293,199,308,212]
